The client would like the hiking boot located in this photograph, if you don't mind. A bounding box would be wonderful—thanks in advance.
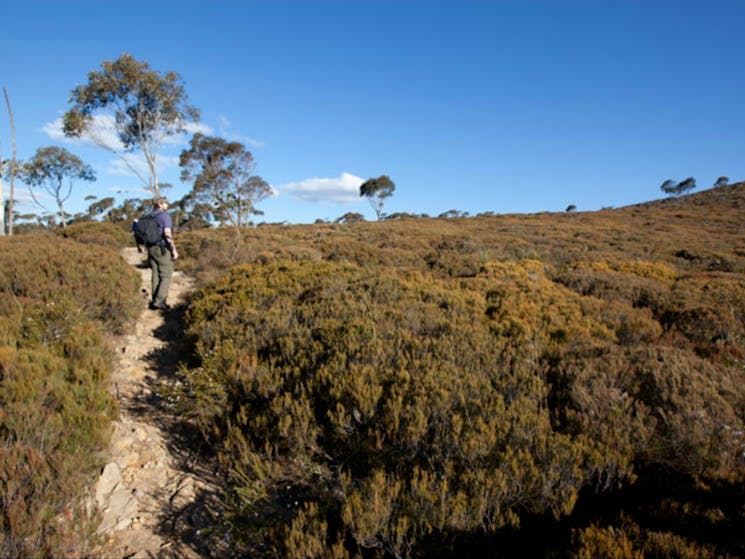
[148,302,171,311]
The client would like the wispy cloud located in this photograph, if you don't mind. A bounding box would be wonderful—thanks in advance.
[278,172,363,204]
[217,114,265,148]
[43,114,212,148]
[43,114,201,185]
[43,114,123,150]
[164,120,213,144]
[11,186,52,215]
[14,187,38,205]
[107,154,180,180]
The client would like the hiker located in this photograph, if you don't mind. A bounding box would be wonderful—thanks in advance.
[144,196,179,311]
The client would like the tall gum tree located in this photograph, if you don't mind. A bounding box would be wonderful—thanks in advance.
[62,53,199,196]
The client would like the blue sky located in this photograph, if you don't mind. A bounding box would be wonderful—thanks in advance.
[1,0,744,223]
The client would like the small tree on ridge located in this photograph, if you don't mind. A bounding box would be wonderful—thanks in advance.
[660,177,696,197]
[360,175,395,220]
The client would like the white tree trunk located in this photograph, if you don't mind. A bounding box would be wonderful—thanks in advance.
[3,87,16,236]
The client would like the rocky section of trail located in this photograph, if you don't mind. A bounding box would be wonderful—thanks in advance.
[91,247,216,559]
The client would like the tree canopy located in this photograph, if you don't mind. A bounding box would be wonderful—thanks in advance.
[359,175,395,220]
[660,177,696,197]
[62,53,199,196]
[179,133,272,228]
[336,211,365,224]
[18,146,96,228]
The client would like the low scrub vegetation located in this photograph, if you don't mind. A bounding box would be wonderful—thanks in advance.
[57,221,133,249]
[0,234,141,557]
[3,185,743,557]
[168,186,745,556]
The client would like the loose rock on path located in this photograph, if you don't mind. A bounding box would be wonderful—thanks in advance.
[92,247,216,559]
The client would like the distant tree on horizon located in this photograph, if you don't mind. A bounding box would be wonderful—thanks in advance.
[660,177,696,197]
[439,209,453,219]
[17,146,96,229]
[713,176,729,188]
[63,53,199,197]
[87,196,115,219]
[360,175,395,220]
[385,212,420,220]
[336,211,365,224]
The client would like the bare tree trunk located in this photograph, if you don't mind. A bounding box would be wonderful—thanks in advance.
[3,87,17,236]
[0,142,4,235]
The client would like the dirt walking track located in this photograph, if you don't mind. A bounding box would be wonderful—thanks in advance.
[92,247,216,559]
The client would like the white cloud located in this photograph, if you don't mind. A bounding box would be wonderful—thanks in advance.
[279,172,364,204]
[9,186,51,215]
[217,114,265,148]
[107,154,180,181]
[44,114,212,148]
[184,121,213,135]
[41,118,66,141]
[43,114,124,150]
[164,120,213,144]
[13,187,37,205]
[42,114,189,185]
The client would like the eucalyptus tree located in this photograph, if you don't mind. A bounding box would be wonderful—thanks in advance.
[87,196,115,219]
[335,211,365,224]
[359,175,395,220]
[106,197,148,223]
[62,53,199,196]
[18,146,96,228]
[660,177,696,197]
[179,133,272,228]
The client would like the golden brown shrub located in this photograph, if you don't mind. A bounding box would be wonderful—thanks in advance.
[0,234,139,558]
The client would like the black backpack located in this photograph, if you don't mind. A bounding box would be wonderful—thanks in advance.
[134,214,162,246]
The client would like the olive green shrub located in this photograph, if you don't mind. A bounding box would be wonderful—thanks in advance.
[177,260,661,557]
[571,515,720,559]
[170,185,745,557]
[58,220,132,248]
[0,234,141,333]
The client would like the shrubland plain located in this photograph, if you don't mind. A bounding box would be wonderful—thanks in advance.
[1,183,744,557]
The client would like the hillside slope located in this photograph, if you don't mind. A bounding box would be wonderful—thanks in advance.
[175,181,745,285]
[161,183,745,558]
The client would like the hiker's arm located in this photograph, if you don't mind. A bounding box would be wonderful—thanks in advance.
[164,227,179,260]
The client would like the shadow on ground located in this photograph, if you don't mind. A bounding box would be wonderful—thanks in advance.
[121,301,228,558]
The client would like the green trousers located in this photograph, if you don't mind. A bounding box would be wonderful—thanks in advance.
[147,245,174,306]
